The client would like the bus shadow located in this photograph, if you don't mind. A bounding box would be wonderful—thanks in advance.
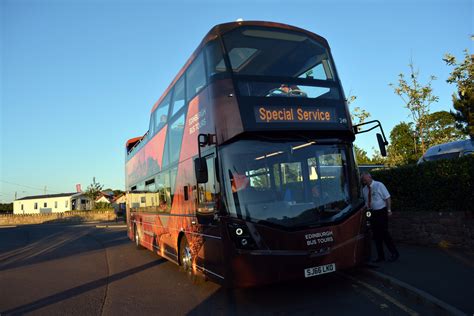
[188,273,352,315]
[2,259,166,315]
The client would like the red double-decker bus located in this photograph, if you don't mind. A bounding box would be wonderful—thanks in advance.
[125,21,387,287]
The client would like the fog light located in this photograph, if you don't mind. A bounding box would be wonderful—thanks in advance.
[236,228,243,236]
[366,211,372,218]
[241,238,248,246]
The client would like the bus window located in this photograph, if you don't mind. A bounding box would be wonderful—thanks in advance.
[186,52,206,101]
[171,76,186,116]
[206,41,226,76]
[157,172,171,213]
[153,93,171,132]
[198,156,218,214]
[246,167,271,190]
[168,113,186,165]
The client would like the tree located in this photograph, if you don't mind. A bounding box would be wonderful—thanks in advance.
[354,145,371,164]
[387,122,418,166]
[390,62,439,154]
[84,177,103,210]
[443,49,474,138]
[346,95,371,125]
[424,111,465,147]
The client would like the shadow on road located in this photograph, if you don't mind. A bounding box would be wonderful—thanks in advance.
[0,227,127,272]
[187,273,359,315]
[2,259,166,314]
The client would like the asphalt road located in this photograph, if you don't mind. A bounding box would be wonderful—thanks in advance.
[0,224,432,315]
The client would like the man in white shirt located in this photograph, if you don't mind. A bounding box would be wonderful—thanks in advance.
[361,172,399,263]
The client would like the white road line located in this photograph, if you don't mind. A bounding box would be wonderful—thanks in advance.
[339,272,419,316]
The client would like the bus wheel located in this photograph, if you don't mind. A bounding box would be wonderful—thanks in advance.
[179,237,193,275]
[134,224,143,250]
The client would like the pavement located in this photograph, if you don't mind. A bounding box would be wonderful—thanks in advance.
[363,243,474,315]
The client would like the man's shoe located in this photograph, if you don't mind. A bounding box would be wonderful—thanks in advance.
[372,258,385,263]
[388,254,399,262]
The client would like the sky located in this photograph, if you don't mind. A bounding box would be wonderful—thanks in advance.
[1,0,472,202]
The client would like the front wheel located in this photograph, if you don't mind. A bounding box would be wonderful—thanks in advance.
[179,237,193,274]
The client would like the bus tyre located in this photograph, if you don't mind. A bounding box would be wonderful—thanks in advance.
[179,237,193,274]
[134,225,143,250]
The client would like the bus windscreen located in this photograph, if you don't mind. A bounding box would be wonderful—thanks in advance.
[221,140,354,229]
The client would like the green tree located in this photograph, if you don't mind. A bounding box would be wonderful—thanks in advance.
[347,95,371,124]
[370,149,386,164]
[85,177,103,210]
[354,145,371,164]
[390,62,439,154]
[387,122,418,166]
[443,50,474,138]
[0,203,13,213]
[424,111,465,147]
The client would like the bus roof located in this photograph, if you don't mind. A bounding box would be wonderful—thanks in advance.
[150,21,330,113]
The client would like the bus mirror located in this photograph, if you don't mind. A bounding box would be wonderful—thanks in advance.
[377,133,387,157]
[194,157,208,183]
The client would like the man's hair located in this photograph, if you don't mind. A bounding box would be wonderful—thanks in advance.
[360,172,372,178]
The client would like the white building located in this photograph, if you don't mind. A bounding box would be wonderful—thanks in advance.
[13,193,93,214]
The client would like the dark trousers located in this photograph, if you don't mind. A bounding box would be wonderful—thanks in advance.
[370,208,398,259]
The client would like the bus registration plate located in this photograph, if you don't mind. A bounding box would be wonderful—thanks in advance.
[304,263,336,278]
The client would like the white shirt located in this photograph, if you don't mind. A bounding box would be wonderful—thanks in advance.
[363,180,390,211]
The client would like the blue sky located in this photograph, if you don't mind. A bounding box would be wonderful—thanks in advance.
[1,0,472,202]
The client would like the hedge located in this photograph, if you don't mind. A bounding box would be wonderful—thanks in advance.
[371,156,474,213]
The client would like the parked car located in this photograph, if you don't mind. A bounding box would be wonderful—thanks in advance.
[417,139,474,164]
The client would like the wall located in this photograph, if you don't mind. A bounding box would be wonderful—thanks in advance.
[0,209,116,225]
[389,211,474,250]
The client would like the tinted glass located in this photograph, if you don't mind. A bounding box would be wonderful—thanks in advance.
[171,77,186,116]
[186,52,206,101]
[206,40,227,76]
[223,27,335,79]
[221,140,353,228]
[153,93,171,132]
[168,113,185,164]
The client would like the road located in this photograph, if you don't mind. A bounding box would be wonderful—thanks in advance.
[0,223,433,315]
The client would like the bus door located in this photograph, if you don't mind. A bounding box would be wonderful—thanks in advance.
[195,154,225,280]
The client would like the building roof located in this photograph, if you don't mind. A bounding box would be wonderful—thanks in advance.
[15,193,77,201]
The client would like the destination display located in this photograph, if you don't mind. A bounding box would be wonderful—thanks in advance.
[255,106,336,123]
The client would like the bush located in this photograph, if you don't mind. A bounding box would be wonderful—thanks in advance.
[371,156,474,212]
[94,202,111,210]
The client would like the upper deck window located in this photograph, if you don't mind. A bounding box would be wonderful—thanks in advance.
[186,52,206,101]
[153,93,171,133]
[171,76,186,116]
[222,27,335,80]
[206,41,227,76]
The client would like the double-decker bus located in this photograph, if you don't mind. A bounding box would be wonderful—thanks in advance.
[125,21,388,287]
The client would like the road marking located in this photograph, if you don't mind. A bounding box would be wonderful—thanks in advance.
[339,272,419,316]
[96,225,127,228]
[0,225,17,228]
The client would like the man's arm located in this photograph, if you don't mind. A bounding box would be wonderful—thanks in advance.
[385,197,392,215]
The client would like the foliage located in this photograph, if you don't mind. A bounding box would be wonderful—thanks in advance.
[94,202,111,209]
[387,122,418,166]
[390,62,439,153]
[443,50,474,138]
[84,177,103,209]
[347,95,371,125]
[370,149,386,164]
[372,155,474,213]
[424,111,465,146]
[0,203,13,213]
[354,145,371,164]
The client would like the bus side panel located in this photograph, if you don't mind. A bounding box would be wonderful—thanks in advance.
[125,125,168,189]
[167,90,225,279]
